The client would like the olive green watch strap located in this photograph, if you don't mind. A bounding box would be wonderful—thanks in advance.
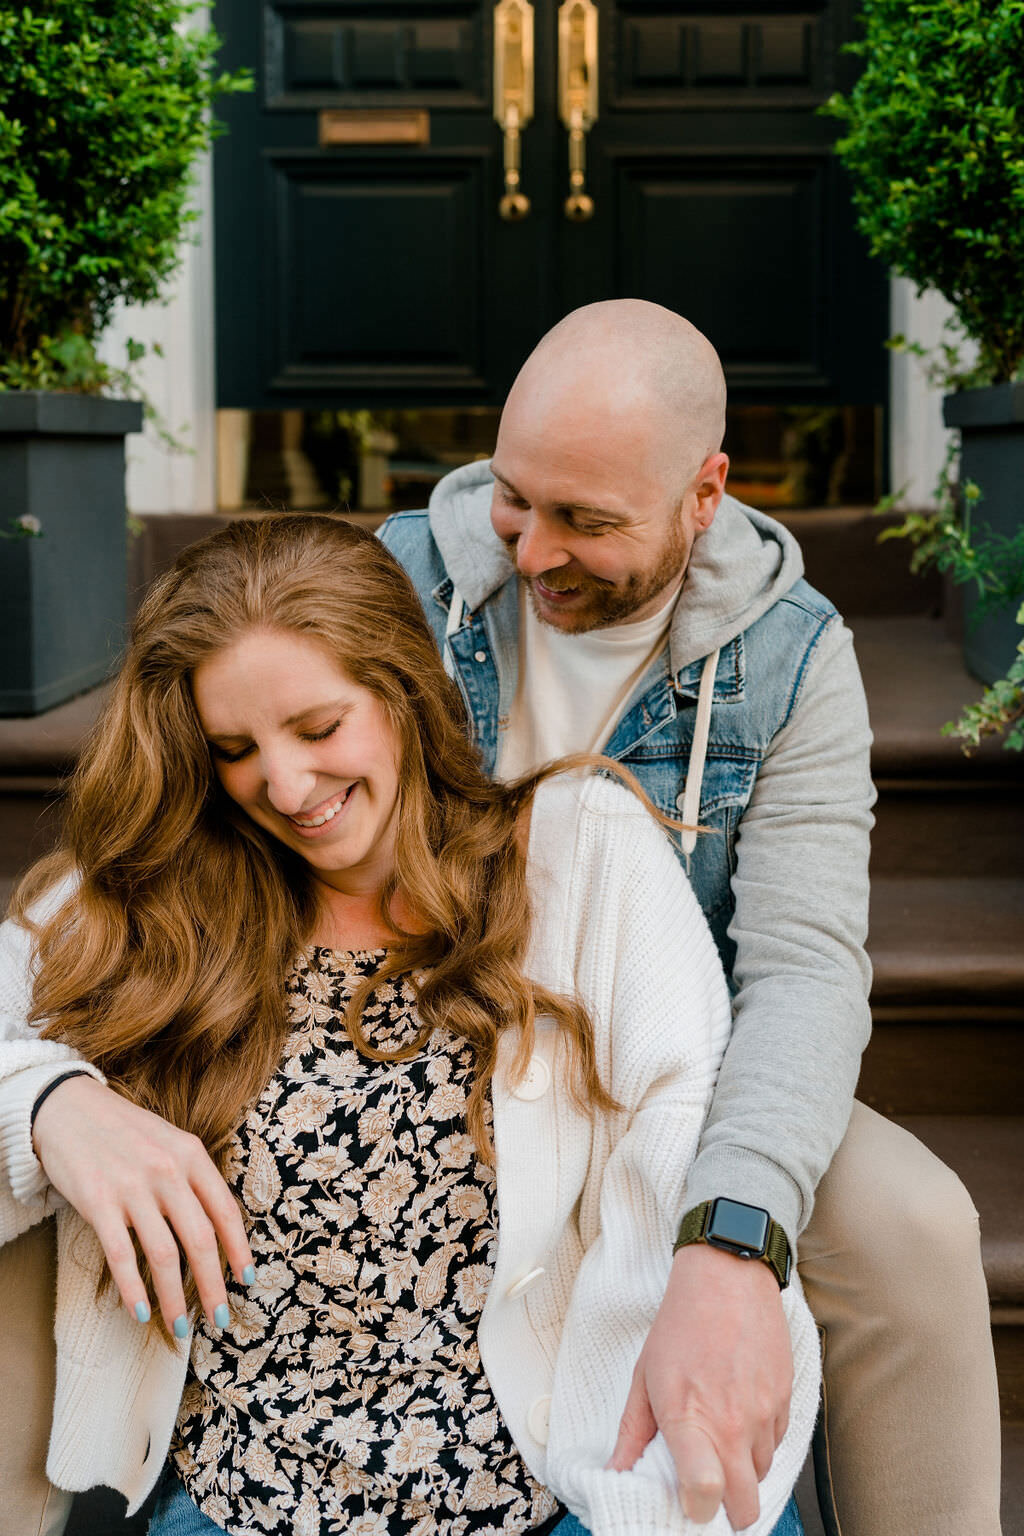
[673,1199,792,1290]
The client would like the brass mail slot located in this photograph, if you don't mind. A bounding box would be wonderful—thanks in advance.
[319,110,430,146]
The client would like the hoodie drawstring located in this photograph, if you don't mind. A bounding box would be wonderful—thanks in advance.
[443,588,465,680]
[679,647,720,865]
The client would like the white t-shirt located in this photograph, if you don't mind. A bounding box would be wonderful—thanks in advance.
[496,579,680,780]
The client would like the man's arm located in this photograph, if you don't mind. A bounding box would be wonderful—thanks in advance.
[611,618,874,1526]
[686,617,874,1240]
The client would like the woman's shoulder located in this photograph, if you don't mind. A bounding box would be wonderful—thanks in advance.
[529,770,670,867]
[3,868,80,938]
[1,868,80,986]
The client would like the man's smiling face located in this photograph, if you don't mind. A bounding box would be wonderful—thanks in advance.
[489,371,726,634]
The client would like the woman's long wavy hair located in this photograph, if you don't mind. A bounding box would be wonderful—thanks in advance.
[15,515,682,1319]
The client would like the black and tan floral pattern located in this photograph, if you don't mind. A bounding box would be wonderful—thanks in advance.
[172,948,558,1536]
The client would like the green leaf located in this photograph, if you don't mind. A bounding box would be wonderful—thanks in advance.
[0,1,252,387]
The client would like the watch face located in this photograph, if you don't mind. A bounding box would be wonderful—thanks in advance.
[707,1198,770,1255]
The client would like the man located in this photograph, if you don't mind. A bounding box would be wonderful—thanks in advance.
[379,300,1002,1535]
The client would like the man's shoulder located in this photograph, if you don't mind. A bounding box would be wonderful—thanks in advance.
[744,575,842,659]
[377,508,436,559]
[377,510,448,599]
[774,575,841,626]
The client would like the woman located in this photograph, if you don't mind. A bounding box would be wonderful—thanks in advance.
[0,516,816,1535]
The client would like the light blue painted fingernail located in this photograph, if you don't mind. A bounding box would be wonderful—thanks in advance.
[213,1303,230,1330]
[173,1315,189,1339]
[242,1264,256,1287]
[134,1301,151,1324]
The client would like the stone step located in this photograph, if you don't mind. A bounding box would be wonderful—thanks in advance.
[899,1117,1024,1309]
[860,1009,1024,1117]
[872,779,1024,879]
[0,684,108,777]
[776,508,943,619]
[0,781,66,891]
[851,613,1024,781]
[1003,1420,1024,1536]
[996,1313,1024,1425]
[868,876,1024,1009]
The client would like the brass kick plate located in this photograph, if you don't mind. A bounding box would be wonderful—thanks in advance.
[319,110,430,146]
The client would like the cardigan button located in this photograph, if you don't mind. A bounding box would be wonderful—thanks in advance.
[506,1266,546,1300]
[527,1394,552,1444]
[512,1055,550,1100]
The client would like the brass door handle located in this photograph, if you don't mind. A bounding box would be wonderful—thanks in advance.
[558,0,597,221]
[494,0,534,220]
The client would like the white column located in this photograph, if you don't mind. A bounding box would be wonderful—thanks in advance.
[888,278,964,512]
[99,147,217,516]
[98,6,218,515]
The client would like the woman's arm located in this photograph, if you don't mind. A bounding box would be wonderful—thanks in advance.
[0,901,255,1334]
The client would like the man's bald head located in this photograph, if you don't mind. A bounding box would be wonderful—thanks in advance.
[490,302,731,632]
[505,300,727,491]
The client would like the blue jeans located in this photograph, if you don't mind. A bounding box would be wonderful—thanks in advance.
[553,1500,802,1536]
[148,1473,804,1535]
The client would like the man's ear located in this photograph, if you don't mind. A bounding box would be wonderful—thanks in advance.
[693,453,729,529]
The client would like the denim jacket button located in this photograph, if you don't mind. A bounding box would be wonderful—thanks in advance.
[474,650,487,663]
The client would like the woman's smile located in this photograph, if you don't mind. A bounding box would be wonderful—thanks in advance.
[286,782,356,833]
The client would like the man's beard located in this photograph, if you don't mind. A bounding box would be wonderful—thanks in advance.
[517,520,690,635]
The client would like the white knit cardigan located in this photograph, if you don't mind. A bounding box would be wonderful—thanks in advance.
[0,775,820,1533]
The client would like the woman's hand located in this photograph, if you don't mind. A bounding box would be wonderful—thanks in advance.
[31,1074,254,1337]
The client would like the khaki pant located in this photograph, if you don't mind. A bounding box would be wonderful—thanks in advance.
[800,1102,1002,1536]
[1,1103,1002,1536]
[0,1221,74,1536]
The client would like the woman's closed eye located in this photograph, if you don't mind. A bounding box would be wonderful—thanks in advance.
[210,741,253,764]
[209,720,341,763]
[302,721,340,744]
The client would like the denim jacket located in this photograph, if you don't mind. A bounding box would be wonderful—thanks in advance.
[379,464,874,1246]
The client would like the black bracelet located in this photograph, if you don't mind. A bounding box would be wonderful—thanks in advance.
[30,1069,92,1133]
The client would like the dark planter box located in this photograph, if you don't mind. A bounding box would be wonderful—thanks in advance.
[0,391,143,716]
[943,383,1024,686]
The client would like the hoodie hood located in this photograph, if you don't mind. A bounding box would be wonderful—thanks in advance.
[427,458,805,673]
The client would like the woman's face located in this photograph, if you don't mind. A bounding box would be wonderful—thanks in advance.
[192,628,402,897]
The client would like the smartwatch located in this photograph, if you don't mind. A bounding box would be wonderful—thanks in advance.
[673,1197,792,1289]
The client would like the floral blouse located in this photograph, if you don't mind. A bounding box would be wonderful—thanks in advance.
[171,948,560,1536]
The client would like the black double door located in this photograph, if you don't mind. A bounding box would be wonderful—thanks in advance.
[213,0,888,411]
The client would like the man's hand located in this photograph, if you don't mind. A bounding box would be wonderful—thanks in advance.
[32,1074,253,1336]
[608,1242,793,1528]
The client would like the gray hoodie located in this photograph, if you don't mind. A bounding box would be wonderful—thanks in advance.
[391,462,876,1247]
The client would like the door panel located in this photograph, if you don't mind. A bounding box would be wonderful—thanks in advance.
[614,153,829,388]
[214,0,887,409]
[610,5,830,105]
[266,0,488,107]
[269,154,487,394]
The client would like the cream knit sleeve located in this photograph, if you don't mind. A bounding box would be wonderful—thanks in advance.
[536,776,821,1535]
[0,879,104,1233]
